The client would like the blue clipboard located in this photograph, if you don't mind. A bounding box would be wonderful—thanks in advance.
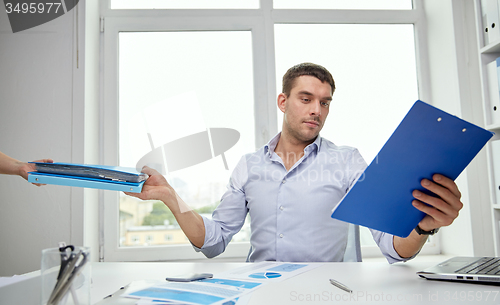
[28,172,145,193]
[331,100,494,237]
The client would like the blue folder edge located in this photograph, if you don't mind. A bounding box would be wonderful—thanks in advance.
[29,162,144,176]
[331,100,494,238]
[28,172,145,193]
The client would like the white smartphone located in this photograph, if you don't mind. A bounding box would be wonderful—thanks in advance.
[165,273,213,282]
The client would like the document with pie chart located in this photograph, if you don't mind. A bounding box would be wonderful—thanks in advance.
[217,262,322,283]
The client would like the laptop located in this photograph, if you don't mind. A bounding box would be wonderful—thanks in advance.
[417,257,500,284]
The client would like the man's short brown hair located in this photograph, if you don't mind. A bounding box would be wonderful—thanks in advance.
[282,63,335,97]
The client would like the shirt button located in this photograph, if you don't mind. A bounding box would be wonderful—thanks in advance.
[279,206,284,211]
[282,179,286,184]
[279,233,284,238]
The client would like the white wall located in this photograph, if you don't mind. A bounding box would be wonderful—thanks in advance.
[0,5,85,275]
[424,0,494,256]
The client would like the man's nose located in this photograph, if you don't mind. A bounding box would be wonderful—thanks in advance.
[309,100,321,116]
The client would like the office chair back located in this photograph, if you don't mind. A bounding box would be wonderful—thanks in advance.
[343,223,362,262]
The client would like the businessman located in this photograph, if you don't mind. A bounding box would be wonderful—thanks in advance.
[0,150,53,184]
[127,63,463,262]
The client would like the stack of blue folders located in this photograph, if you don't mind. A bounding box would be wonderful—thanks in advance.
[28,162,147,193]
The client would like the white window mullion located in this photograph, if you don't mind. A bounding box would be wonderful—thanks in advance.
[413,0,432,103]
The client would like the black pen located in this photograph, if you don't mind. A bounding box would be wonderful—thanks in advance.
[329,278,353,293]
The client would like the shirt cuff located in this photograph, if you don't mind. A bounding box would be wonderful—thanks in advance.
[385,237,419,264]
[190,215,209,252]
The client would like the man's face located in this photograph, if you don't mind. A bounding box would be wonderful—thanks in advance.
[278,75,332,143]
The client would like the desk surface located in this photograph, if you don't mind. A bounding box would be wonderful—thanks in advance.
[92,261,500,305]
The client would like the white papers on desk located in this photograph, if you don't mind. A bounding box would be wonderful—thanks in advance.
[121,262,319,305]
[123,277,262,305]
[219,262,322,283]
[216,262,321,283]
[134,294,252,305]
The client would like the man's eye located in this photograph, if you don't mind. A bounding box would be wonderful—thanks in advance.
[321,102,330,107]
[302,98,310,102]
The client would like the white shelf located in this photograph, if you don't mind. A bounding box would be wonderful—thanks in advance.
[481,40,500,54]
[476,0,500,256]
[486,122,500,131]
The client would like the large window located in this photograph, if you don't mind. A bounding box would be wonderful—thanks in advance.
[118,31,255,248]
[274,24,418,165]
[274,24,420,249]
[102,0,435,261]
[273,0,412,10]
[111,0,259,9]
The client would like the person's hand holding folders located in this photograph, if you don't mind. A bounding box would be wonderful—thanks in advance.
[0,151,53,186]
[27,162,148,192]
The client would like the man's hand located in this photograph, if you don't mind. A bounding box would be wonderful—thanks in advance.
[412,174,463,232]
[125,166,206,248]
[125,166,177,208]
[394,174,463,258]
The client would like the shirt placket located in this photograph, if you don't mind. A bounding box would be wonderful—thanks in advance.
[275,168,289,260]
[270,144,315,261]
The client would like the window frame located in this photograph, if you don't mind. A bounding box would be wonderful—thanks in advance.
[100,0,437,262]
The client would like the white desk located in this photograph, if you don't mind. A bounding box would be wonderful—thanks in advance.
[3,261,500,304]
[91,261,500,305]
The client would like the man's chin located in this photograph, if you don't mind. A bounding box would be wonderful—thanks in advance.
[284,126,321,143]
[298,131,320,143]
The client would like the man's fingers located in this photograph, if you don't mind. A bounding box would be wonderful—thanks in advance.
[124,191,149,201]
[140,165,160,176]
[412,189,458,218]
[413,200,453,226]
[34,158,54,164]
[412,175,464,230]
[432,174,461,199]
[419,178,463,212]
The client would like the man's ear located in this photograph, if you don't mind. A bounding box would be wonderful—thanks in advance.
[277,93,287,113]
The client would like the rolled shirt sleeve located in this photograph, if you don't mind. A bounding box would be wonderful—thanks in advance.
[193,155,249,258]
[370,229,419,263]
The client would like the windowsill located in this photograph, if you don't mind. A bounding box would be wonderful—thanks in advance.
[363,253,455,263]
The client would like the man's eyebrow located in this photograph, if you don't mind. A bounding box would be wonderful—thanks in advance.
[297,90,314,96]
[297,90,332,101]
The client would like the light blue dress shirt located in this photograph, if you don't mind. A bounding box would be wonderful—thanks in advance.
[195,133,411,263]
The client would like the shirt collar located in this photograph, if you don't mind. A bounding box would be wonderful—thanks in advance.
[264,132,322,158]
[264,132,281,157]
